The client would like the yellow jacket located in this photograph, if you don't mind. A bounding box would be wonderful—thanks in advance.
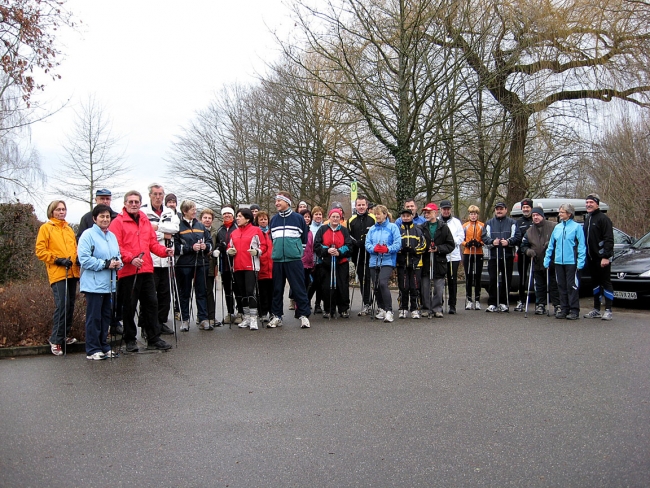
[35,218,81,284]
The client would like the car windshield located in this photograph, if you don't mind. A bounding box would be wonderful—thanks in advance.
[631,232,650,249]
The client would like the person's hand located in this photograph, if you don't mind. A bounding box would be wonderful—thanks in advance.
[227,248,237,256]
[131,256,144,268]
[212,249,220,258]
[499,239,509,247]
[54,257,72,269]
[374,244,388,254]
[493,238,500,246]
[193,242,201,251]
[166,248,174,257]
[525,248,536,258]
[248,248,259,256]
[601,258,610,268]
[431,245,438,253]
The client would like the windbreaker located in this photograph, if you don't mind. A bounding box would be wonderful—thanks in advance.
[520,220,556,271]
[544,218,586,269]
[227,223,267,272]
[396,221,427,269]
[462,220,485,255]
[314,224,353,265]
[174,217,212,268]
[78,224,122,293]
[270,209,308,263]
[347,211,376,266]
[482,215,517,259]
[441,216,464,262]
[584,208,614,261]
[419,219,455,278]
[142,202,180,267]
[35,218,81,284]
[364,219,402,267]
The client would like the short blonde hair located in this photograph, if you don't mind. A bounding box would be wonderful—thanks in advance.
[200,208,216,219]
[468,205,479,213]
[47,200,66,219]
[180,200,196,215]
[373,204,388,217]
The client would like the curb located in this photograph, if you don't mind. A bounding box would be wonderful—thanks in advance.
[0,342,87,359]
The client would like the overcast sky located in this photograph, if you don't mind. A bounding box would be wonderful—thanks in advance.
[31,0,291,222]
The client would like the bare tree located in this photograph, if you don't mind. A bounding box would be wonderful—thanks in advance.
[53,96,127,210]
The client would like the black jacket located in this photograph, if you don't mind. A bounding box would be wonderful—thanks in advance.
[347,212,376,267]
[514,215,533,252]
[173,218,212,268]
[76,208,118,241]
[419,219,455,278]
[215,222,238,272]
[584,208,614,261]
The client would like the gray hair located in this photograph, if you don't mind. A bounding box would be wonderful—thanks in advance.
[559,203,575,218]
[148,182,164,194]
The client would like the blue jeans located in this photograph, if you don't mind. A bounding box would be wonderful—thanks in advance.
[49,278,78,345]
[85,292,111,355]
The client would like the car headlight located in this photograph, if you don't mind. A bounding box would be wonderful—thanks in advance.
[640,269,650,278]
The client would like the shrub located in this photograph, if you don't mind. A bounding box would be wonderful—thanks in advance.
[0,203,44,283]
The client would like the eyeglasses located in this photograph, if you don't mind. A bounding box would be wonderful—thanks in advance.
[126,200,141,205]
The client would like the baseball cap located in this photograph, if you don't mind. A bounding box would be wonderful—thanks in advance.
[422,202,439,211]
[440,199,452,208]
[96,189,111,197]
[494,202,507,208]
[400,208,413,215]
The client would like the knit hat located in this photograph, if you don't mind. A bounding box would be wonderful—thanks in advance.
[531,207,545,217]
[521,198,534,208]
[165,193,177,205]
[328,208,343,218]
[585,194,600,205]
[221,207,235,216]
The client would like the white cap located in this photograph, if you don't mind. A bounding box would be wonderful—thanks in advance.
[221,207,234,216]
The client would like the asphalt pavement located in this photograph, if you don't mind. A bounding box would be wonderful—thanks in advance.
[1,290,649,487]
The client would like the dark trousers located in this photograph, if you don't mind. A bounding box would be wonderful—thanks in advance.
[397,267,421,311]
[258,278,273,316]
[221,270,242,315]
[588,260,613,309]
[487,257,514,306]
[153,266,171,325]
[446,260,460,307]
[370,266,394,312]
[311,264,326,307]
[463,253,483,302]
[354,252,372,306]
[517,253,533,303]
[176,265,208,322]
[120,273,161,343]
[555,264,581,314]
[534,266,559,307]
[321,260,350,314]
[49,278,78,345]
[85,292,111,355]
[234,270,258,309]
[272,260,311,318]
[206,272,216,320]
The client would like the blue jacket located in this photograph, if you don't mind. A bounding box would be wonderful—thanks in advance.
[364,219,402,267]
[78,224,122,294]
[544,218,586,269]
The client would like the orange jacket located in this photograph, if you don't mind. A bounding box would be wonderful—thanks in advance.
[35,219,81,284]
[462,220,485,255]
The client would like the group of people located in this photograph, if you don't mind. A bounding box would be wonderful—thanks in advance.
[35,185,616,359]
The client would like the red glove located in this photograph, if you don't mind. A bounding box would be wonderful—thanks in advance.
[374,244,389,254]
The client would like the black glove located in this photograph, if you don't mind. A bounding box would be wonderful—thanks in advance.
[104,259,112,269]
[408,247,417,255]
[55,258,73,269]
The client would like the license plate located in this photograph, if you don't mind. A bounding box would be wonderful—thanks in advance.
[614,291,637,300]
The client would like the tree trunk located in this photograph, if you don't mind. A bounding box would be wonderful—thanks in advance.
[506,112,530,208]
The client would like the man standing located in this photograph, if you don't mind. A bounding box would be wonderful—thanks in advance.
[439,199,464,314]
[583,193,615,321]
[268,191,311,329]
[396,208,426,318]
[141,183,179,335]
[77,188,117,240]
[482,202,517,312]
[347,196,376,316]
[513,198,534,311]
[216,207,241,324]
[394,198,426,227]
[109,191,174,352]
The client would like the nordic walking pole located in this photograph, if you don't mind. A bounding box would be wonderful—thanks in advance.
[227,252,236,329]
[524,257,534,318]
[64,263,69,357]
[329,247,336,319]
[503,245,509,309]
[429,248,434,319]
[189,241,200,323]
[167,248,178,347]
[110,267,116,360]
[496,243,501,312]
[546,267,551,317]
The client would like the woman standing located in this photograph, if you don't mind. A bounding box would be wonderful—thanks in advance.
[77,205,122,360]
[254,210,273,323]
[227,208,267,330]
[35,200,81,356]
[174,200,213,331]
[299,209,315,311]
[310,206,325,313]
[462,205,485,310]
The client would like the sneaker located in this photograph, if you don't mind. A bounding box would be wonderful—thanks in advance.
[514,301,524,312]
[340,310,350,318]
[384,311,394,323]
[261,313,270,323]
[267,316,282,328]
[411,310,420,319]
[180,321,190,332]
[566,312,579,320]
[474,301,481,310]
[248,316,259,330]
[434,311,444,318]
[234,313,243,325]
[289,300,296,310]
[554,305,562,316]
[499,304,509,312]
[200,320,214,330]
[160,323,174,335]
[584,309,602,319]
[65,337,78,345]
[358,304,371,316]
[315,305,323,314]
[103,350,118,358]
[49,341,63,356]
[86,352,106,360]
[421,310,430,318]
[375,308,386,320]
[125,340,139,353]
[601,309,613,321]
[223,314,233,324]
[147,339,172,350]
[465,299,473,310]
[213,320,223,327]
[555,311,567,319]
[238,316,250,328]
[300,316,310,328]
[398,309,408,319]
[323,312,330,319]
[486,305,498,313]
[534,304,545,315]
[448,306,456,315]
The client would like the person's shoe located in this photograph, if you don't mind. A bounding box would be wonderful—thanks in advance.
[566,312,579,320]
[465,298,473,310]
[261,313,270,323]
[554,305,562,316]
[180,321,190,332]
[535,304,545,315]
[86,352,106,360]
[200,320,214,330]
[65,337,78,345]
[314,305,323,314]
[234,313,244,325]
[601,309,613,321]
[213,320,223,327]
[555,310,567,319]
[514,301,524,312]
[49,341,63,356]
[103,350,118,358]
[486,305,498,312]
[238,315,250,328]
[249,316,259,330]
[448,306,456,315]
[358,304,371,316]
[223,314,233,324]
[147,339,172,350]
[267,316,282,328]
[174,312,181,321]
[141,328,148,342]
[499,304,509,312]
[434,311,444,318]
[125,340,139,353]
[384,311,394,323]
[289,300,296,310]
[398,309,408,319]
[411,310,421,319]
[300,316,311,328]
[420,310,430,318]
[323,312,330,319]
[474,301,481,310]
[375,308,386,320]
[340,310,350,318]
[110,322,124,335]
[584,308,602,319]
[160,323,174,335]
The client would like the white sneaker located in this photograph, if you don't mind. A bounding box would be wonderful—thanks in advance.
[475,301,481,310]
[384,311,394,323]
[601,309,613,321]
[181,321,190,331]
[411,310,420,319]
[267,316,282,328]
[358,304,371,316]
[584,308,602,319]
[300,316,310,328]
[398,309,408,319]
[86,352,106,361]
[499,304,509,312]
[375,308,386,320]
[238,316,250,328]
[465,299,473,310]
[486,305,498,312]
[249,316,259,330]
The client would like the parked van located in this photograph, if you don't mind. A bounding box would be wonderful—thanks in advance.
[510,198,609,221]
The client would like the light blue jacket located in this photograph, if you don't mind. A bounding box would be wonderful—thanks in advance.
[544,218,586,269]
[365,219,402,267]
[78,224,122,294]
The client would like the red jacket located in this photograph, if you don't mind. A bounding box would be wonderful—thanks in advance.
[258,229,273,279]
[227,223,267,272]
[109,208,169,278]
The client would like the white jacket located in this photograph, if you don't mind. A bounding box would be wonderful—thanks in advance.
[444,216,464,262]
[142,202,180,267]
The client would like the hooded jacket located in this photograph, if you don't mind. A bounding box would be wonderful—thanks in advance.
[35,218,81,284]
[544,218,587,269]
[396,220,427,269]
[419,219,455,278]
[227,223,267,272]
[364,219,402,267]
[78,224,122,293]
[520,219,556,271]
[314,223,353,265]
